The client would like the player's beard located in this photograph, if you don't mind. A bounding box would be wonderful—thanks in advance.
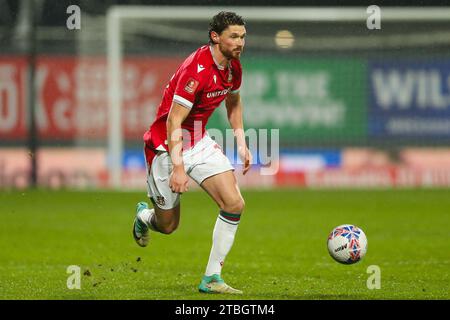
[219,43,242,60]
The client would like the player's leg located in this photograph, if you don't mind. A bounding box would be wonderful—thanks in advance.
[133,191,181,247]
[137,200,180,234]
[133,151,181,246]
[201,170,245,214]
[197,170,244,294]
[152,203,181,235]
[187,136,244,294]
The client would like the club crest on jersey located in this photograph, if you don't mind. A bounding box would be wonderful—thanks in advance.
[184,78,199,94]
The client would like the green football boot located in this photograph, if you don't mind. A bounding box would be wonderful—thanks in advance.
[198,274,243,294]
[133,201,150,247]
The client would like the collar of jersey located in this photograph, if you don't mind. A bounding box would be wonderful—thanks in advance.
[209,45,229,71]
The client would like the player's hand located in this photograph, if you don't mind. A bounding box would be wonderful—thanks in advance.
[238,145,252,175]
[169,166,189,193]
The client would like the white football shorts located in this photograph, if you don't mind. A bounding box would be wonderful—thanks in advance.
[145,134,234,210]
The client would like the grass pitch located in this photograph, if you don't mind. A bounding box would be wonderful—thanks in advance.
[0,188,448,300]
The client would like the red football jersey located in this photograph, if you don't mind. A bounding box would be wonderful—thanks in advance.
[143,45,242,152]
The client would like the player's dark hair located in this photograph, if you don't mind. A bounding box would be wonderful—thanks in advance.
[208,11,245,44]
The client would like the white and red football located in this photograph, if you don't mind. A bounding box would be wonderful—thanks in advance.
[327,224,368,264]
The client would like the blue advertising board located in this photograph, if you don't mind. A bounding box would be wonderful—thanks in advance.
[369,60,450,138]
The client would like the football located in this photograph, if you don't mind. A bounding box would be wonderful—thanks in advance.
[327,224,368,264]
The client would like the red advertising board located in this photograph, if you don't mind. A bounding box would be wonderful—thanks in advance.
[0,56,182,141]
[0,57,27,139]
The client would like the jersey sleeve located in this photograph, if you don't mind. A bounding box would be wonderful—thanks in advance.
[173,65,204,109]
[230,60,243,94]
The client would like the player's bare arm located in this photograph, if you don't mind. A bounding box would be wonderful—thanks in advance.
[225,92,252,175]
[167,102,191,193]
